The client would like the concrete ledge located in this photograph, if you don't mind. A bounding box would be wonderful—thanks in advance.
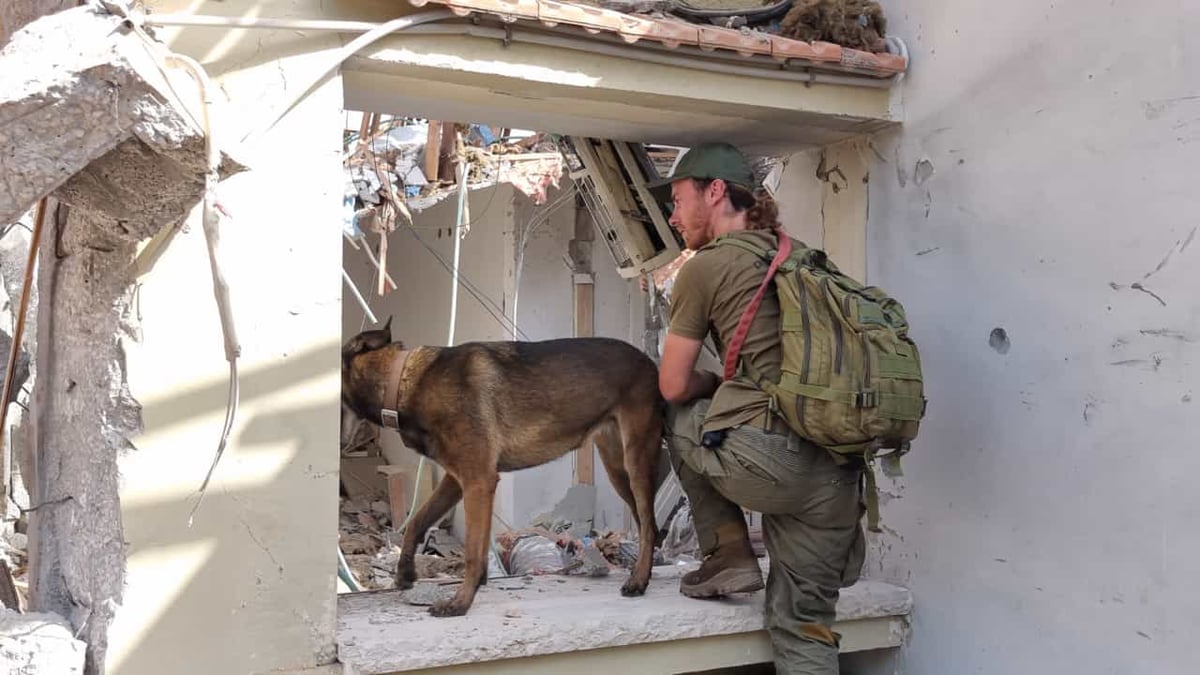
[337,561,911,675]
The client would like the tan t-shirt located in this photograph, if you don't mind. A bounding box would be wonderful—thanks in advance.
[668,230,783,433]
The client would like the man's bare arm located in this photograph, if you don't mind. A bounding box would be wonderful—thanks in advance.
[659,332,720,403]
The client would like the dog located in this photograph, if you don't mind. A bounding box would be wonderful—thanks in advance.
[341,318,664,617]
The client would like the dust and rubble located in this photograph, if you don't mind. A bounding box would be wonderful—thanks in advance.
[336,446,771,596]
[336,416,720,591]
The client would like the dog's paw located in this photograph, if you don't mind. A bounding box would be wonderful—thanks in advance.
[620,578,648,597]
[429,599,469,618]
[394,556,417,590]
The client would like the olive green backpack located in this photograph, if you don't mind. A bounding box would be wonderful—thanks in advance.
[714,230,927,531]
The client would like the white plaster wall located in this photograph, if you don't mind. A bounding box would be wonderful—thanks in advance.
[860,1,1200,672]
[508,185,638,532]
[111,2,347,672]
[507,188,578,529]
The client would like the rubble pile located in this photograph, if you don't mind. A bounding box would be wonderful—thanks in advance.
[0,527,27,611]
[343,119,567,239]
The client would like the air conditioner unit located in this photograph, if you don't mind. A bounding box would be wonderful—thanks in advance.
[560,137,682,279]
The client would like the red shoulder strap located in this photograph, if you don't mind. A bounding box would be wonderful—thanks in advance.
[723,230,792,382]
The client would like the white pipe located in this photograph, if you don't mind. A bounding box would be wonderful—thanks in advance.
[141,13,900,89]
[241,10,457,143]
[449,162,468,347]
[342,269,379,324]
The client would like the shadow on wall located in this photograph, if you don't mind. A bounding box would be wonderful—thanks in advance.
[113,340,341,675]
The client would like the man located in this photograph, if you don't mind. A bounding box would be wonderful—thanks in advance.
[648,142,866,674]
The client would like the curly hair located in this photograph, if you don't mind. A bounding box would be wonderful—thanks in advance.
[696,179,782,231]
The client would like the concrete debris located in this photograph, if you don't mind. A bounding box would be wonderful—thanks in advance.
[0,6,245,230]
[423,528,465,560]
[400,581,458,607]
[0,608,86,675]
[344,120,565,235]
[531,483,596,538]
[341,510,469,590]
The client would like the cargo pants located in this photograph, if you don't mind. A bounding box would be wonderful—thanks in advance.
[665,398,866,675]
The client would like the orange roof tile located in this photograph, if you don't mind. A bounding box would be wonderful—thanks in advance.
[407,0,906,78]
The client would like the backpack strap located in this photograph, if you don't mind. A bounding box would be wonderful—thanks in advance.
[722,230,792,382]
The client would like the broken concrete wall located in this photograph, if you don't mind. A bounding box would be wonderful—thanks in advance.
[856,1,1200,673]
[30,203,142,674]
[0,607,87,674]
[0,6,249,673]
[0,7,239,228]
[0,0,75,44]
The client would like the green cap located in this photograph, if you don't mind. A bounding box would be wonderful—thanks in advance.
[648,142,756,201]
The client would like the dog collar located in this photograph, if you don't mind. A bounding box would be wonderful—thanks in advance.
[381,349,413,430]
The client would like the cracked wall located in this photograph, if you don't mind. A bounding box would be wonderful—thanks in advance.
[105,1,346,673]
[855,1,1200,673]
[31,204,143,675]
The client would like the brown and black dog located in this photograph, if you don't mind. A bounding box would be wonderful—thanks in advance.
[341,319,664,617]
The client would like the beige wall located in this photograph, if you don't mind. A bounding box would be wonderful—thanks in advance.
[857,1,1200,673]
[772,139,871,281]
[112,2,346,673]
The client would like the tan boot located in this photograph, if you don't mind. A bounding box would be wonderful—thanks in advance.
[681,521,764,599]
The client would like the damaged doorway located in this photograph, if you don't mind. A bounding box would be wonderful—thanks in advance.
[336,112,700,597]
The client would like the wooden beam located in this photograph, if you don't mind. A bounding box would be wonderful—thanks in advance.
[573,275,595,486]
[573,278,594,340]
[424,120,441,183]
[437,122,459,184]
[572,196,596,484]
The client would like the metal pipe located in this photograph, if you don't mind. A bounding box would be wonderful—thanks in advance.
[0,199,46,475]
[342,269,379,325]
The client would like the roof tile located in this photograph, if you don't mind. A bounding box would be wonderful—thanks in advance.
[407,0,906,77]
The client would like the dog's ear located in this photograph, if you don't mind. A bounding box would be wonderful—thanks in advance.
[342,326,394,362]
[382,315,393,340]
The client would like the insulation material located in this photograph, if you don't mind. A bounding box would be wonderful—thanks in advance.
[780,0,889,53]
[497,154,564,206]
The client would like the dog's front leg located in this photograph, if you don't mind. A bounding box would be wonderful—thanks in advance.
[430,474,497,617]
[396,473,462,590]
